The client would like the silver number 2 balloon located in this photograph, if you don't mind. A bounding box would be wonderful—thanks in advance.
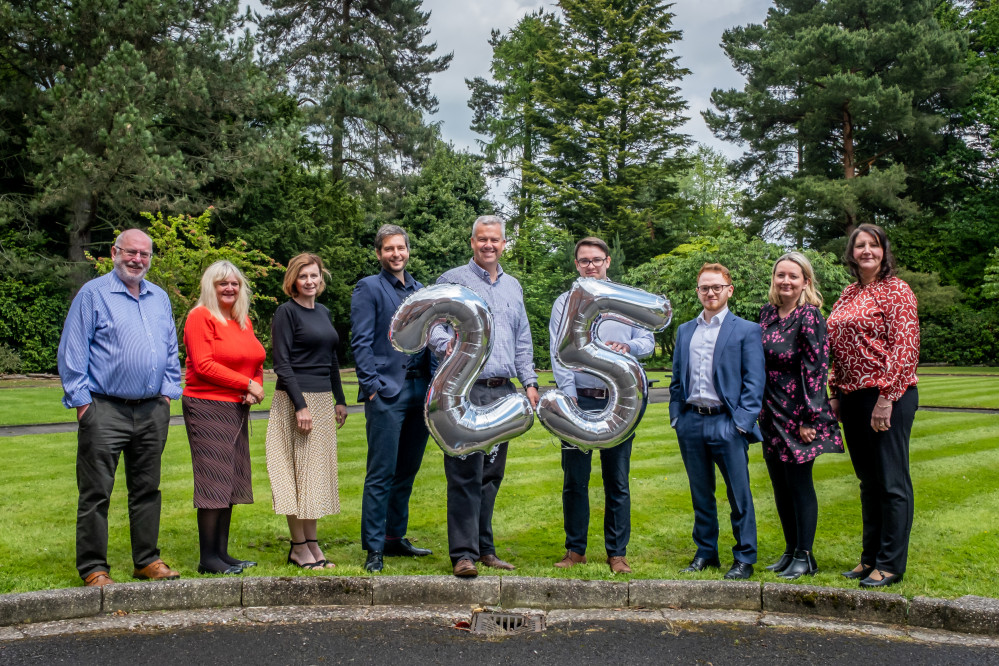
[538,278,672,451]
[389,283,535,457]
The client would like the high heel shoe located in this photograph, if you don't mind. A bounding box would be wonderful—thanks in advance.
[765,551,794,573]
[778,550,818,580]
[306,538,335,568]
[841,563,874,580]
[287,540,323,570]
[859,569,903,588]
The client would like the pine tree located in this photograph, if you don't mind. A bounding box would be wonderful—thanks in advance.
[258,0,453,190]
[706,0,974,246]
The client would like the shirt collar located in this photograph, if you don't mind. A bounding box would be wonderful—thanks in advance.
[697,307,729,327]
[380,268,414,290]
[108,269,148,298]
[468,258,504,282]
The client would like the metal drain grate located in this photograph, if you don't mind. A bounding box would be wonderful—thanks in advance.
[469,610,546,635]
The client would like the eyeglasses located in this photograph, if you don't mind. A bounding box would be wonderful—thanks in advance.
[576,257,607,268]
[695,284,731,294]
[115,247,153,260]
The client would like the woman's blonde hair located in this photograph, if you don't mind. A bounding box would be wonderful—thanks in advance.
[195,260,251,329]
[768,252,823,308]
[283,253,329,297]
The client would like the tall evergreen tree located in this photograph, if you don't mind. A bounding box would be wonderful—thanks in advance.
[466,10,560,222]
[258,0,453,191]
[0,0,296,288]
[534,0,691,267]
[706,0,974,246]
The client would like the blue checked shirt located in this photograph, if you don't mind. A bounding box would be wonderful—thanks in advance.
[429,259,538,386]
[58,271,183,408]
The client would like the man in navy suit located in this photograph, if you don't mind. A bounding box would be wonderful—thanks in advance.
[351,224,434,572]
[669,263,765,580]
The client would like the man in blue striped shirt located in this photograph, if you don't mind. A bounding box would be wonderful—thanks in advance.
[58,229,182,587]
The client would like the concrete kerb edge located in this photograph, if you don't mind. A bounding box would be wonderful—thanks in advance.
[1,577,997,638]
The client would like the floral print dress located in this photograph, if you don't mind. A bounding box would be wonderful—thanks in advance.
[758,303,843,464]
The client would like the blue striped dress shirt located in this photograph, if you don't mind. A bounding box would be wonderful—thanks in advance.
[58,271,183,408]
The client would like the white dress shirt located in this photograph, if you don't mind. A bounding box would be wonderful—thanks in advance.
[686,307,729,408]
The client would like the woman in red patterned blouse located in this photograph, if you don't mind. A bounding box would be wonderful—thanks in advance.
[827,224,919,589]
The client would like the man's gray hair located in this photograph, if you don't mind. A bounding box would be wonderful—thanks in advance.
[471,215,506,240]
[374,224,410,251]
[114,228,154,252]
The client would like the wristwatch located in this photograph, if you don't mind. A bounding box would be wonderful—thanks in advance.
[524,382,539,390]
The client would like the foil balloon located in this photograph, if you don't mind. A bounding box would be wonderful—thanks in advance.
[389,283,534,456]
[538,278,672,451]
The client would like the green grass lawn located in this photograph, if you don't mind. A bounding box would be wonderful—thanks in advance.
[3,368,997,426]
[0,403,996,600]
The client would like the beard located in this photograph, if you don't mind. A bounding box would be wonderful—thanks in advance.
[114,256,149,287]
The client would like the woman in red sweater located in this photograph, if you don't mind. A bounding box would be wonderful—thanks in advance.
[182,260,266,575]
[828,224,919,589]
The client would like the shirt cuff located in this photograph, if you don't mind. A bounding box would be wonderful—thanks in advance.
[63,388,93,409]
[160,382,183,400]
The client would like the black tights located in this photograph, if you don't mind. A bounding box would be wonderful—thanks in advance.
[765,457,817,552]
[197,506,241,572]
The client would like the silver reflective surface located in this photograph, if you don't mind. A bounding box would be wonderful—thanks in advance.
[389,283,534,456]
[538,278,672,451]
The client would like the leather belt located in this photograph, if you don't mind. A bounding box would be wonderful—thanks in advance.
[685,403,726,416]
[475,377,511,388]
[578,388,608,399]
[92,393,160,406]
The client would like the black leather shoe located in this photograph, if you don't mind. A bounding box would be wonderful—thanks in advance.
[383,538,432,557]
[765,551,794,573]
[197,563,243,575]
[364,551,384,572]
[680,556,721,573]
[235,560,257,569]
[778,550,817,580]
[724,561,754,580]
[841,564,874,580]
[859,570,903,588]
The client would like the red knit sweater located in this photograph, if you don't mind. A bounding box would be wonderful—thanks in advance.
[183,306,265,402]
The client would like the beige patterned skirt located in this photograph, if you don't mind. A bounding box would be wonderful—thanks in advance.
[265,390,340,519]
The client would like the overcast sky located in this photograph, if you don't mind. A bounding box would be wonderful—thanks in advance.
[420,0,773,158]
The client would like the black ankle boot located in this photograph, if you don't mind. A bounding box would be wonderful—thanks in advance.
[765,550,794,573]
[778,550,818,580]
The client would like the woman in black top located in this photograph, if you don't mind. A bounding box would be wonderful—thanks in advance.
[265,253,348,569]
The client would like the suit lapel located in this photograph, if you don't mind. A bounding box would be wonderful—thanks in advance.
[378,273,403,308]
[677,321,695,398]
[713,313,736,380]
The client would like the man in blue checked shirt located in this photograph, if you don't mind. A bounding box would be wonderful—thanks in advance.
[58,229,182,587]
[549,237,655,575]
[429,215,540,578]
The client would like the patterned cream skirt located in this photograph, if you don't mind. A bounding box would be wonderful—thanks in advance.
[265,390,340,519]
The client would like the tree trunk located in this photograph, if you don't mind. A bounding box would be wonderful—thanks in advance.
[68,193,96,294]
[842,103,857,231]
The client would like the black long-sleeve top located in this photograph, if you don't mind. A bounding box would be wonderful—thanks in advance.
[271,299,347,411]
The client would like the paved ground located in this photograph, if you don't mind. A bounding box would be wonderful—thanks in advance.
[2,607,998,665]
[3,388,997,437]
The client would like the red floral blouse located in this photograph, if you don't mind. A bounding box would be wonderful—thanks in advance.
[827,276,919,402]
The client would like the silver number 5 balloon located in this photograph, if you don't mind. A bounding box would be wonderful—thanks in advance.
[389,283,535,457]
[538,278,672,451]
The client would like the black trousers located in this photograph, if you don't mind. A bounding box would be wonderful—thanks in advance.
[443,381,512,564]
[76,394,171,578]
[764,457,817,553]
[840,386,918,574]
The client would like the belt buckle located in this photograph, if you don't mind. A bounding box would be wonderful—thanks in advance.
[593,389,608,400]
[693,404,709,415]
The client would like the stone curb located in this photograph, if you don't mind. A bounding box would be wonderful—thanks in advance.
[1,577,997,638]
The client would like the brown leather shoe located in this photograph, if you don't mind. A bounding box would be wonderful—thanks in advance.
[83,571,114,587]
[133,559,180,581]
[554,550,587,568]
[478,553,515,570]
[607,556,632,574]
[453,558,478,578]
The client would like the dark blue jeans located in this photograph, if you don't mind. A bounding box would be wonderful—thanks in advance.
[561,394,634,558]
[360,377,430,553]
[676,409,757,564]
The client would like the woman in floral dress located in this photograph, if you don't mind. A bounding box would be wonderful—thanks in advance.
[758,252,843,580]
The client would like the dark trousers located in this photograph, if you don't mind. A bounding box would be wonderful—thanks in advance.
[76,394,171,579]
[676,409,757,564]
[360,377,430,552]
[444,381,512,564]
[765,457,817,552]
[561,394,635,558]
[841,386,918,574]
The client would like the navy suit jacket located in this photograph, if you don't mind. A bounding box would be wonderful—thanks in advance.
[350,271,432,402]
[668,311,765,442]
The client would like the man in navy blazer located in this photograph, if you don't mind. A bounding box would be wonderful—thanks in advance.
[351,224,434,573]
[669,263,765,580]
